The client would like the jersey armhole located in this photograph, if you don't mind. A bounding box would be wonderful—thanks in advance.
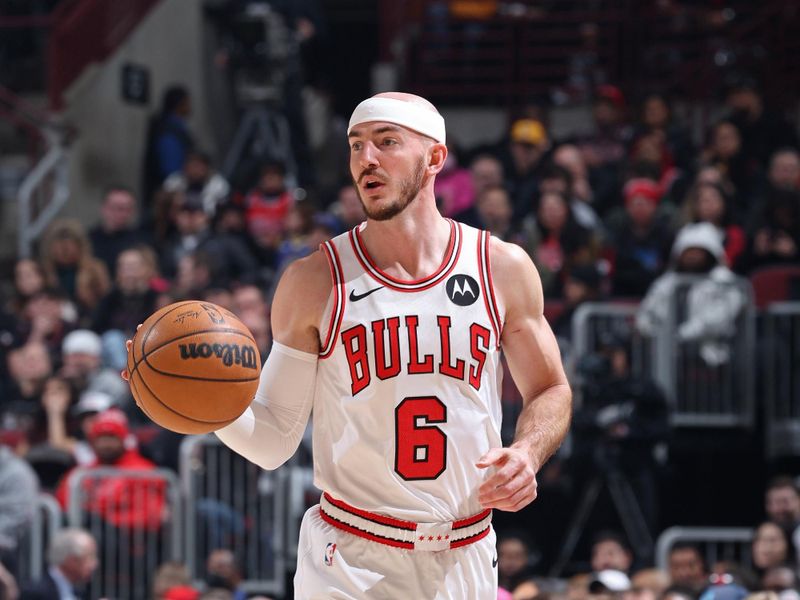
[319,241,346,359]
[477,230,503,348]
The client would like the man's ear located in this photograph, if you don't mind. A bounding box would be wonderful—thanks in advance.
[428,143,448,175]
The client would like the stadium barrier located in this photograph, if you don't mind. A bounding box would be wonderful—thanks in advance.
[571,275,755,428]
[666,277,755,428]
[180,435,287,598]
[571,301,652,404]
[16,493,62,583]
[763,302,800,459]
[66,467,181,600]
[655,526,754,572]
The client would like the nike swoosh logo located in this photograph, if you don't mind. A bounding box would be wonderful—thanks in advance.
[492,555,498,568]
[349,286,384,302]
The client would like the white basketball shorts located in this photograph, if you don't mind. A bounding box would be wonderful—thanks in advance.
[294,505,498,599]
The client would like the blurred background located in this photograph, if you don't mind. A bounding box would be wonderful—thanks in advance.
[1,1,800,599]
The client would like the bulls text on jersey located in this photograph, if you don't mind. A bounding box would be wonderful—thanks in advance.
[340,314,492,395]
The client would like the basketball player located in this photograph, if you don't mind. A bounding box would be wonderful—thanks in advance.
[132,92,571,598]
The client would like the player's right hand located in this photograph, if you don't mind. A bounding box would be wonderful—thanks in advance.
[476,446,539,512]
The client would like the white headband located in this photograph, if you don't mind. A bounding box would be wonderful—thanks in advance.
[348,97,446,144]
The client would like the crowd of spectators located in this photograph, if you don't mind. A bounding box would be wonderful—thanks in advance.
[1,33,800,594]
[494,476,800,598]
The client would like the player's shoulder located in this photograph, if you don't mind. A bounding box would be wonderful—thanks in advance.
[487,235,535,273]
[273,249,333,314]
[486,234,543,311]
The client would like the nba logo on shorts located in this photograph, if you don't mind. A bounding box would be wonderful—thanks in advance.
[324,542,337,566]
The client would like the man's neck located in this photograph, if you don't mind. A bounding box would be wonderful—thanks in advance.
[358,193,451,281]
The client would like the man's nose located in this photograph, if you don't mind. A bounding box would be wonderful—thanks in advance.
[359,142,379,170]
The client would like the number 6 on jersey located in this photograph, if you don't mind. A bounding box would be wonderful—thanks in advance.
[394,396,447,480]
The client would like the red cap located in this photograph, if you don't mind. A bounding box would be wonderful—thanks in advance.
[88,408,129,441]
[163,586,200,600]
[596,84,625,108]
[623,178,662,205]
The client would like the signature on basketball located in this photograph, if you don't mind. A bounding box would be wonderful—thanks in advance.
[179,342,259,370]
[173,310,200,324]
[200,303,225,325]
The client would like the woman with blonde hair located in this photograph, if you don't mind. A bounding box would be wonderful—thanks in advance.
[39,218,110,317]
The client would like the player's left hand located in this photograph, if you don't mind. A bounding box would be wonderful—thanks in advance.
[120,324,141,382]
[476,447,538,512]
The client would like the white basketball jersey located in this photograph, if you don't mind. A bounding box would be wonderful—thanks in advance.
[314,220,504,522]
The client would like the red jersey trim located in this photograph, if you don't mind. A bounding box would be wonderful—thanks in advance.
[477,230,502,348]
[483,231,503,343]
[319,241,346,359]
[319,509,415,549]
[449,526,491,548]
[349,220,462,292]
[452,508,492,530]
[323,492,417,531]
[320,493,492,551]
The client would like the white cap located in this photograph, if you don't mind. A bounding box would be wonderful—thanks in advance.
[589,570,632,593]
[62,330,102,356]
[73,390,113,415]
[671,222,725,261]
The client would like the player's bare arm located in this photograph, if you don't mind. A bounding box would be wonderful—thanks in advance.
[213,250,332,470]
[270,249,332,353]
[477,237,572,512]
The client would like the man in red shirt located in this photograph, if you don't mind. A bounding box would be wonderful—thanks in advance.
[56,408,165,531]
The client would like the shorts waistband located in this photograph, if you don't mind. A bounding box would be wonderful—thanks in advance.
[319,492,492,552]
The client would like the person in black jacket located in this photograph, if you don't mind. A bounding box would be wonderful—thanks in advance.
[88,186,151,279]
[158,193,258,285]
[91,247,158,339]
[20,528,97,600]
[571,328,671,535]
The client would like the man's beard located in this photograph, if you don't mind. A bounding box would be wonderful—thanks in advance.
[357,156,426,221]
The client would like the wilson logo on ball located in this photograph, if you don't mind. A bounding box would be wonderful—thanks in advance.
[178,343,259,369]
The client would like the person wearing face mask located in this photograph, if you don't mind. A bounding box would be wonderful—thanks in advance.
[636,222,748,367]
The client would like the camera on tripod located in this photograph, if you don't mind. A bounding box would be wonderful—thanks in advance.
[224,2,299,104]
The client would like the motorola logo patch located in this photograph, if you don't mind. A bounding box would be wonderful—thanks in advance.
[445,274,480,306]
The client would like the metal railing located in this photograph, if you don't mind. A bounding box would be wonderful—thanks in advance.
[180,435,287,598]
[66,467,181,600]
[0,83,73,258]
[16,125,72,258]
[16,493,62,583]
[655,526,754,572]
[665,277,755,428]
[571,302,653,385]
[763,302,800,460]
[570,275,755,428]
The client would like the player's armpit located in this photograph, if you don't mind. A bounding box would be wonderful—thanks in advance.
[215,341,317,470]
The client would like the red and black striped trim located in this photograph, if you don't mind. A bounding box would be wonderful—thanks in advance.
[323,493,416,531]
[349,220,462,292]
[450,526,491,549]
[319,493,492,551]
[319,241,346,359]
[477,230,502,348]
[452,508,492,530]
[319,510,415,550]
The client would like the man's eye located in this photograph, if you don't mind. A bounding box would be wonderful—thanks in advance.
[383,139,397,146]
[351,142,362,151]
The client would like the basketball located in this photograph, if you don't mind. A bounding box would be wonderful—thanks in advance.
[126,301,262,434]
